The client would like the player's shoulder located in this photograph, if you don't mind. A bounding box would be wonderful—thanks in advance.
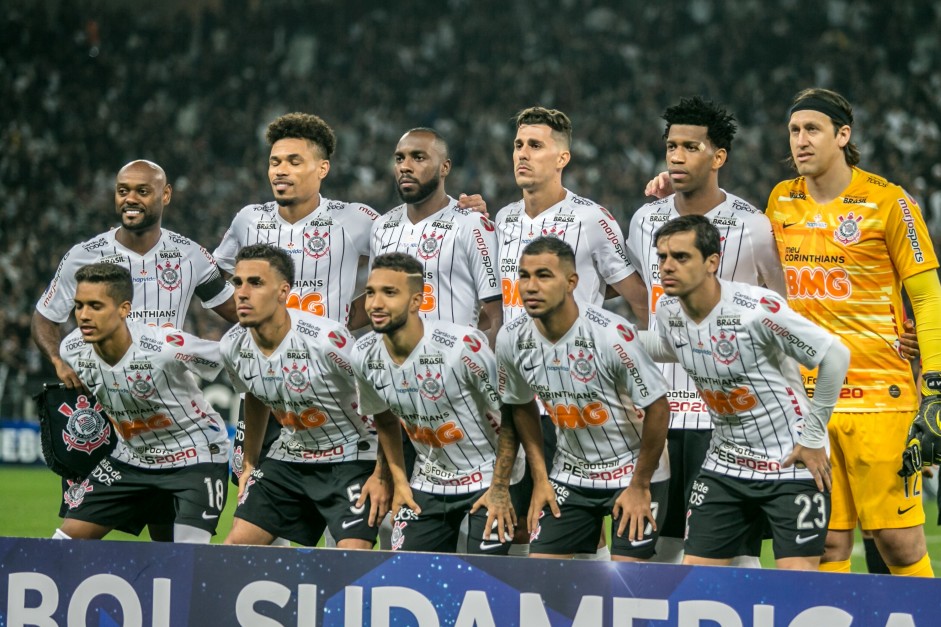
[326,197,380,224]
[235,201,277,220]
[494,200,524,224]
[159,229,196,248]
[426,320,462,351]
[74,230,116,255]
[502,312,531,336]
[352,331,381,356]
[220,324,249,350]
[848,167,911,208]
[375,204,406,225]
[60,328,88,358]
[719,192,762,216]
[450,204,495,231]
[767,177,806,205]
[722,280,783,317]
[579,303,619,329]
[633,195,675,220]
[290,309,345,342]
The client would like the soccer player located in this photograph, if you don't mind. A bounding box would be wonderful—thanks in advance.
[627,97,784,565]
[32,159,236,541]
[647,215,850,570]
[53,263,230,543]
[495,106,648,327]
[352,252,522,554]
[495,237,671,561]
[221,244,386,548]
[371,128,502,345]
[768,88,940,577]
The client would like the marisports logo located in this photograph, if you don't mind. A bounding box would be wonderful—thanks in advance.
[59,396,111,454]
[283,363,311,393]
[833,212,863,245]
[463,334,482,353]
[711,331,739,365]
[303,229,330,259]
[156,261,182,292]
[417,369,444,401]
[328,330,347,348]
[569,350,596,383]
[417,232,444,260]
[127,373,157,399]
[63,479,94,509]
[616,323,635,342]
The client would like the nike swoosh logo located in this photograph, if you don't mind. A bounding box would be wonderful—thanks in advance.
[522,363,538,371]
[479,541,505,551]
[342,518,364,529]
[503,238,515,246]
[376,383,390,390]
[795,533,819,545]
[201,512,219,520]
[244,374,258,380]
[898,505,916,515]
[782,222,800,229]
[381,243,396,249]
[674,340,688,348]
[630,538,653,547]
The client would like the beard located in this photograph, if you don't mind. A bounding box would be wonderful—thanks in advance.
[371,309,409,335]
[397,173,440,204]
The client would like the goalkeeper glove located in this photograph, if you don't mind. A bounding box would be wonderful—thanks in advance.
[900,372,941,477]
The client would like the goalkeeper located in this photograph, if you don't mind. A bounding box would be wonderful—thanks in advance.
[763,88,940,577]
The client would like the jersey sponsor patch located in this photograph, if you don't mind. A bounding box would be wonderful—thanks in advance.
[63,479,94,509]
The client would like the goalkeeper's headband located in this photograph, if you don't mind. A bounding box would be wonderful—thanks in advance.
[787,98,853,128]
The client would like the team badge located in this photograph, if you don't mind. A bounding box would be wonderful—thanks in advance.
[463,334,482,353]
[303,229,330,259]
[542,224,565,239]
[232,445,244,477]
[834,212,863,245]
[127,373,156,399]
[417,232,444,260]
[238,472,259,506]
[417,369,444,401]
[391,520,407,550]
[569,350,596,383]
[58,395,111,454]
[63,479,94,509]
[616,323,635,342]
[711,331,739,365]
[156,261,182,291]
[283,363,311,393]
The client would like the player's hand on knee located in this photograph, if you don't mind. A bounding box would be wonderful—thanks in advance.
[783,445,831,492]
[237,463,254,501]
[900,374,941,476]
[471,486,516,543]
[528,479,560,533]
[391,484,420,519]
[457,193,488,218]
[644,172,672,199]
[360,472,391,526]
[612,484,653,542]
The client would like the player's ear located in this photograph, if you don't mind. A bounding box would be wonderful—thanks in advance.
[440,158,451,178]
[705,252,721,274]
[118,300,132,318]
[162,183,172,206]
[568,270,579,293]
[713,148,727,170]
[278,280,291,304]
[557,149,571,170]
[836,125,851,149]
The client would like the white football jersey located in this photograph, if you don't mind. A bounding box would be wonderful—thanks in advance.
[60,321,229,469]
[220,309,375,463]
[655,280,834,481]
[495,189,636,322]
[496,304,670,489]
[369,197,500,325]
[353,321,518,495]
[37,229,233,328]
[627,192,785,429]
[214,197,378,324]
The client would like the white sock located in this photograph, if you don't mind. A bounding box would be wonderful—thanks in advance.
[574,545,610,561]
[173,524,211,544]
[729,555,762,569]
[270,537,291,547]
[508,543,531,557]
[650,536,684,564]
[52,528,71,540]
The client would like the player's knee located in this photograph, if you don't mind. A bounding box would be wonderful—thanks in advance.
[822,529,853,561]
[871,527,928,566]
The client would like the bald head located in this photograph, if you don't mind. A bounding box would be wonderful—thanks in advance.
[114,160,171,232]
[118,160,167,185]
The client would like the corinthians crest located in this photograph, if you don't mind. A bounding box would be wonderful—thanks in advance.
[834,212,863,245]
[156,261,182,291]
[711,330,740,365]
[63,478,94,509]
[304,229,330,259]
[417,231,445,260]
[416,369,444,401]
[283,363,311,393]
[58,395,111,454]
[569,350,596,383]
[127,372,156,399]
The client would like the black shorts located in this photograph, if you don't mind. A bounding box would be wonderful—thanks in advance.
[529,479,669,559]
[685,471,830,560]
[230,406,283,486]
[391,486,528,554]
[64,457,229,534]
[514,415,557,522]
[58,476,174,535]
[235,458,379,547]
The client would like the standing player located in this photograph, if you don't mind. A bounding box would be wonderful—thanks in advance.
[495,106,648,327]
[352,252,521,554]
[649,216,849,570]
[221,244,386,548]
[628,97,784,565]
[767,88,941,577]
[371,128,502,345]
[53,263,230,543]
[496,237,671,561]
[31,159,236,541]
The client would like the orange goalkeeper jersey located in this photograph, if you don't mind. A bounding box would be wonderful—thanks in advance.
[767,167,938,412]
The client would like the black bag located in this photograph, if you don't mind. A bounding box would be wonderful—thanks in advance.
[34,383,116,480]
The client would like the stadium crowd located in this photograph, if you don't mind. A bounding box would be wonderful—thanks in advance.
[2,0,941,415]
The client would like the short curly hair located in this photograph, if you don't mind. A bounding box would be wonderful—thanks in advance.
[515,106,572,149]
[266,112,337,159]
[662,97,737,153]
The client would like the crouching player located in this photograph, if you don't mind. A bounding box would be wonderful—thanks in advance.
[53,263,230,543]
